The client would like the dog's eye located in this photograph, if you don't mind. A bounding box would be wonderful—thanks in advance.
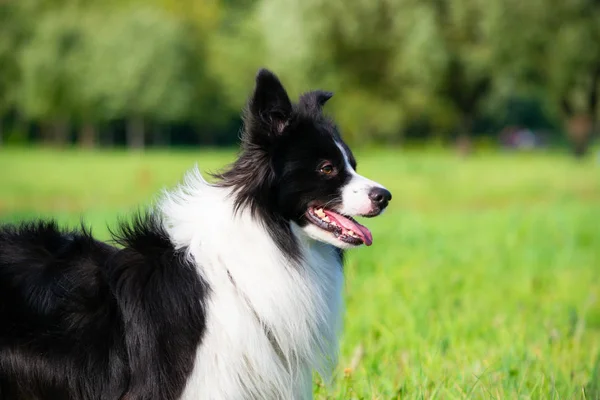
[319,163,335,175]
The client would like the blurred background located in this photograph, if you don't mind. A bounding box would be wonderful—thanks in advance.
[0,0,598,153]
[0,0,599,398]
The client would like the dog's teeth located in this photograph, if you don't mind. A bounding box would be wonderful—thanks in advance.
[331,221,337,227]
[322,216,330,222]
[315,208,326,217]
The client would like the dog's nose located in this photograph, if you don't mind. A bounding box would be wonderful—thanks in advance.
[368,187,392,209]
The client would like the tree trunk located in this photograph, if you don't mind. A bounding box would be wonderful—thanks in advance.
[41,123,54,145]
[127,117,145,150]
[103,126,114,147]
[51,120,69,147]
[14,112,27,143]
[151,124,164,147]
[566,114,593,158]
[98,126,109,147]
[562,66,599,158]
[456,115,473,157]
[589,65,600,144]
[79,123,96,149]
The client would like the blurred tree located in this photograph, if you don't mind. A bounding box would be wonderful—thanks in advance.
[0,6,14,146]
[206,0,410,144]
[548,0,600,157]
[394,0,494,152]
[491,0,600,157]
[0,1,31,146]
[153,0,237,144]
[66,10,104,148]
[304,0,409,144]
[17,7,87,146]
[2,0,598,149]
[83,7,194,149]
[209,0,496,147]
[206,2,269,112]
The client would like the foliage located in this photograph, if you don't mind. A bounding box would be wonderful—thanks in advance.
[18,8,86,124]
[488,0,600,155]
[0,0,598,149]
[89,9,191,121]
[0,2,24,117]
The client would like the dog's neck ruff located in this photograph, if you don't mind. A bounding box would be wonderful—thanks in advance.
[160,167,344,400]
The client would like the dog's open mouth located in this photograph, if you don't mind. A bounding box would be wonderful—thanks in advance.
[305,206,373,246]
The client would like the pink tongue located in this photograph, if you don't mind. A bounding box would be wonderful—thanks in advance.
[323,210,373,246]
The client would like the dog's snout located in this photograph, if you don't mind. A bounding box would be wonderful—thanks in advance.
[368,187,392,209]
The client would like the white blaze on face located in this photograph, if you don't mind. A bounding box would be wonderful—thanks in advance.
[336,142,387,216]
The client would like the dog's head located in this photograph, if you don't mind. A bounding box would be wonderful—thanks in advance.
[219,69,391,250]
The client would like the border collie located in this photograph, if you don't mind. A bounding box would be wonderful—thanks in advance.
[0,69,391,400]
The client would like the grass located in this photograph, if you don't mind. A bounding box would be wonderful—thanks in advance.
[1,147,599,399]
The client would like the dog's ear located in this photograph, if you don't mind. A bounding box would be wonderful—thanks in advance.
[299,90,333,114]
[248,69,292,135]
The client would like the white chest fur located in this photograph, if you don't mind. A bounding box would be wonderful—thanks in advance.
[160,168,344,400]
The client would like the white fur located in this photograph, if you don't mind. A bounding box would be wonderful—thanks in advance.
[336,142,386,216]
[300,143,388,249]
[159,167,344,400]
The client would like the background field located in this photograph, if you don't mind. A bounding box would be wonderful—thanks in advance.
[1,148,599,399]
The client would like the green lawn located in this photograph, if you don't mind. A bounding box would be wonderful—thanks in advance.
[1,147,599,399]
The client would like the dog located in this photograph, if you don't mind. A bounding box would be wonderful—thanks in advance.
[0,69,391,400]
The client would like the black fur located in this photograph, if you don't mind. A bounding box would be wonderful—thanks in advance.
[216,69,356,261]
[0,68,358,399]
[0,215,207,400]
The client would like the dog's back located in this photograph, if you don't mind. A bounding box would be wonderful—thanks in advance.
[0,221,128,399]
[0,218,207,400]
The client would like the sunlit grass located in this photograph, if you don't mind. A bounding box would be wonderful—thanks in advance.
[1,147,599,399]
